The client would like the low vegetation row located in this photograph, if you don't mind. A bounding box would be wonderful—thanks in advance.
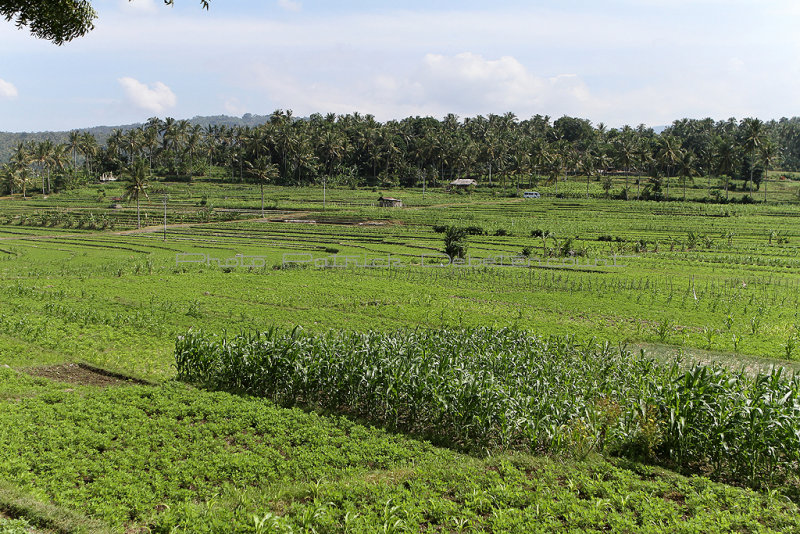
[176,326,800,492]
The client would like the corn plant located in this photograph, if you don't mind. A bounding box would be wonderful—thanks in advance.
[176,326,800,489]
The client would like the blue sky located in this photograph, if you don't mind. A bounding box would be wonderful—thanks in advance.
[0,0,798,131]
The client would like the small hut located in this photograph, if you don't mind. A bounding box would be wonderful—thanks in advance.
[378,196,403,208]
[448,178,477,191]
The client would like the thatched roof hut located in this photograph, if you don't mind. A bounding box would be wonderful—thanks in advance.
[378,196,403,207]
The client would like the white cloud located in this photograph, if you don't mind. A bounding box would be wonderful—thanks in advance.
[0,78,18,98]
[277,0,302,12]
[246,53,600,122]
[415,53,595,115]
[118,77,176,113]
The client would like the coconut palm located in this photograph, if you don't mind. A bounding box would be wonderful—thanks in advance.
[14,167,32,198]
[142,123,160,171]
[50,144,70,189]
[68,130,82,179]
[246,156,279,216]
[184,125,203,180]
[7,146,33,198]
[106,129,124,165]
[579,152,596,199]
[633,139,653,200]
[741,117,764,195]
[758,139,778,202]
[714,136,739,201]
[80,132,98,175]
[656,135,682,201]
[677,150,698,202]
[613,134,635,200]
[31,140,55,195]
[124,159,150,229]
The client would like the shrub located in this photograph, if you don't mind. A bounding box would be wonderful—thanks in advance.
[444,226,468,259]
[464,225,485,236]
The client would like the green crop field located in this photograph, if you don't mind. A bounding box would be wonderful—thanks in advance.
[1,177,800,532]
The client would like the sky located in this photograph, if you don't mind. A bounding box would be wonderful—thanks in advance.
[1,0,799,132]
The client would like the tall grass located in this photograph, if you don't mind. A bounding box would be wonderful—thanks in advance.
[175,326,800,488]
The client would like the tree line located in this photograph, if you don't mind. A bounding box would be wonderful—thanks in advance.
[3,111,800,201]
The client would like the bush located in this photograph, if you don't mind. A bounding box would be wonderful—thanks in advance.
[464,225,485,236]
[444,226,468,259]
[493,228,510,237]
[598,235,623,243]
[432,225,448,233]
[531,229,544,238]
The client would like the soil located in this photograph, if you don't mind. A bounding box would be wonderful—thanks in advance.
[22,363,151,387]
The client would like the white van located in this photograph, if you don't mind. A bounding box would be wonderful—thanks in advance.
[523,191,540,199]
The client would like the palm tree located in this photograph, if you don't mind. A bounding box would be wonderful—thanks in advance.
[614,135,634,200]
[142,123,160,171]
[544,148,563,196]
[677,150,698,201]
[0,164,12,196]
[14,167,32,198]
[68,130,82,180]
[106,129,124,166]
[656,135,682,201]
[758,139,778,202]
[246,156,279,216]
[80,132,98,175]
[580,152,596,199]
[50,144,70,189]
[124,128,143,165]
[124,159,149,229]
[184,125,203,180]
[741,117,763,195]
[7,146,33,198]
[30,140,53,195]
[633,139,652,200]
[714,136,738,201]
[319,127,346,178]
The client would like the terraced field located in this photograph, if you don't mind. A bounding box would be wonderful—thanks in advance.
[1,180,800,532]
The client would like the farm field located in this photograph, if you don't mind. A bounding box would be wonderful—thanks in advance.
[1,178,800,532]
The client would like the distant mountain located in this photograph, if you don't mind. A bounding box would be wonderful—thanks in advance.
[0,114,274,162]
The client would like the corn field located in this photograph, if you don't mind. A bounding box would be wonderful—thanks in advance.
[175,327,800,488]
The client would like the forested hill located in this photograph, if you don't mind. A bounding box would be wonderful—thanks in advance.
[0,114,272,162]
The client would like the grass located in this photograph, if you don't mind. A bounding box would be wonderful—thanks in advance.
[2,175,800,530]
